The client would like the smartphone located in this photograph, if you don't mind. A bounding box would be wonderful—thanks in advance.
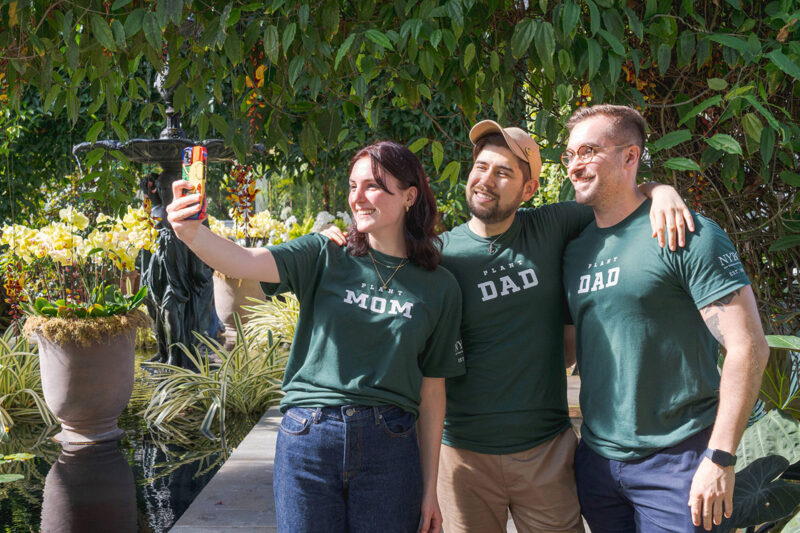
[182,146,207,220]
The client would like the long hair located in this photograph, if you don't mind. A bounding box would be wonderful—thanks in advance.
[346,141,441,270]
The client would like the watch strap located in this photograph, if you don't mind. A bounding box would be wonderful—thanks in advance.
[704,448,737,467]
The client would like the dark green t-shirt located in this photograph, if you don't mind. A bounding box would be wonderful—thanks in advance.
[262,233,465,417]
[563,200,750,461]
[440,202,594,454]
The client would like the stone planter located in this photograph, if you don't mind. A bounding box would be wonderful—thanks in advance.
[35,327,137,445]
[213,273,265,348]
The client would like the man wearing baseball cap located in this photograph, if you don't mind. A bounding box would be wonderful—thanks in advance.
[436,120,693,532]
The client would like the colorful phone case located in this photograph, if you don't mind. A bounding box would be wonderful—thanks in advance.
[182,146,207,220]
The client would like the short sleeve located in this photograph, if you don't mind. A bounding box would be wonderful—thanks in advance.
[668,214,751,309]
[260,233,327,299]
[520,201,594,242]
[419,275,465,378]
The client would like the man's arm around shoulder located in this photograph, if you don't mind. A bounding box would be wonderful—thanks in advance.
[690,285,770,531]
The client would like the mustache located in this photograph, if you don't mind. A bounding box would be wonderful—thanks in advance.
[471,186,496,197]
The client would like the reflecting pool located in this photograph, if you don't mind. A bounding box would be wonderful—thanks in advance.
[0,353,257,532]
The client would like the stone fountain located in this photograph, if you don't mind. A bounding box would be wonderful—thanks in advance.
[73,66,235,368]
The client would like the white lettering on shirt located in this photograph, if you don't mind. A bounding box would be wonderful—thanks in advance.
[343,290,414,318]
[389,300,414,318]
[344,290,369,309]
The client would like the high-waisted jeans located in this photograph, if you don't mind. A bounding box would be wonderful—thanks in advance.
[274,404,422,532]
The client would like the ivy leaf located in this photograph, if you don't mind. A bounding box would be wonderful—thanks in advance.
[657,43,671,76]
[143,12,162,50]
[334,33,356,70]
[587,38,602,79]
[597,29,625,56]
[511,18,536,59]
[263,25,279,64]
[110,19,126,48]
[779,171,800,187]
[432,141,444,171]
[708,78,728,91]
[562,1,580,37]
[463,42,476,70]
[586,0,600,36]
[441,160,462,188]
[678,95,722,126]
[706,134,743,155]
[0,474,23,484]
[430,29,442,49]
[767,49,800,81]
[419,50,434,79]
[365,29,394,51]
[534,22,556,80]
[408,137,428,153]
[87,121,105,143]
[288,55,305,88]
[769,235,800,251]
[649,129,691,153]
[91,15,116,51]
[663,157,701,171]
[283,23,297,54]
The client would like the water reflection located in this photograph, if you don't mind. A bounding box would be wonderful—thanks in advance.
[41,442,136,533]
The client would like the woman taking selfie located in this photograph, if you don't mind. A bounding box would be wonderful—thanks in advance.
[166,141,464,533]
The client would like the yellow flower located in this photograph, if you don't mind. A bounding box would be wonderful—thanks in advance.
[58,207,90,230]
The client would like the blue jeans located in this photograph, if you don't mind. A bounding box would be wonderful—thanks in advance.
[274,405,422,533]
[575,426,716,533]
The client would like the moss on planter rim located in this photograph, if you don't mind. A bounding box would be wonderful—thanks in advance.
[22,310,151,347]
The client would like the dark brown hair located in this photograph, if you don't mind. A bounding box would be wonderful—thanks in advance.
[472,133,531,183]
[566,104,648,155]
[346,141,441,270]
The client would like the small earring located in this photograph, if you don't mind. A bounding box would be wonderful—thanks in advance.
[405,205,410,212]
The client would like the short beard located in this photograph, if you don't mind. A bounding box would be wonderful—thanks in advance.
[467,194,521,225]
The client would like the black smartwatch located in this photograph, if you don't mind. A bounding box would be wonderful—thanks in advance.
[704,448,737,467]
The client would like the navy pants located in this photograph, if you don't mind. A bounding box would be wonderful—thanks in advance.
[274,405,422,532]
[575,427,717,533]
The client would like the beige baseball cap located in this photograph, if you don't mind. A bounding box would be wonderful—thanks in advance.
[469,120,542,184]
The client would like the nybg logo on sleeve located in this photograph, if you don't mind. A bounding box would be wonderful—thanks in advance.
[454,339,464,363]
[343,286,414,318]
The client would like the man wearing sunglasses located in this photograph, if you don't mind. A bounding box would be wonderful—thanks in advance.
[562,104,769,532]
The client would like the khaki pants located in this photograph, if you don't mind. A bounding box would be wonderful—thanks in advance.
[438,428,584,533]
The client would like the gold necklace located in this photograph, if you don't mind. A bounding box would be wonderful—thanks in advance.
[368,250,408,290]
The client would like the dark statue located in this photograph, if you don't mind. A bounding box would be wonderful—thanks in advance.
[72,60,240,369]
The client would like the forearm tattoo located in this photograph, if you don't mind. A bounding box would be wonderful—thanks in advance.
[699,288,742,346]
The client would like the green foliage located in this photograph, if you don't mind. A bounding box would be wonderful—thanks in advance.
[0,327,56,431]
[0,0,797,330]
[729,410,800,531]
[760,335,800,418]
[22,283,146,319]
[242,293,300,350]
[723,455,800,532]
[737,409,800,472]
[142,316,286,441]
[0,452,34,483]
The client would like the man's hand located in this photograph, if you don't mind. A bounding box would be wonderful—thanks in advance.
[688,457,735,530]
[646,183,695,250]
[319,226,347,246]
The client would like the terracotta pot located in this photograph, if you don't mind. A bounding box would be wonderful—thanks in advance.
[213,274,265,348]
[41,442,136,533]
[36,329,136,445]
